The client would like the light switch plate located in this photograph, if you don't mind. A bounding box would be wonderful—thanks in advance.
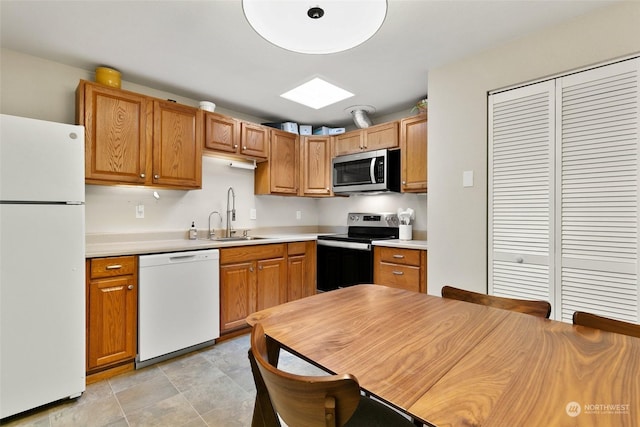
[463,170,474,188]
[136,204,144,218]
[250,208,257,220]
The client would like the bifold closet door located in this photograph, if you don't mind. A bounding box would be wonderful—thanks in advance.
[556,58,640,323]
[488,80,556,313]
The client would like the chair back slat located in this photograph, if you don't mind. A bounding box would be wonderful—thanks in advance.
[442,285,552,318]
[573,311,640,338]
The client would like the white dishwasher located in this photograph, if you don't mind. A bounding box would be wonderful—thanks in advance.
[137,249,219,368]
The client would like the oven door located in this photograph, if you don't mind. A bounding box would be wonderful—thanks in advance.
[317,240,373,292]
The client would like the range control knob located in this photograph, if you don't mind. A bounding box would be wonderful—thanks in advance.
[349,214,359,222]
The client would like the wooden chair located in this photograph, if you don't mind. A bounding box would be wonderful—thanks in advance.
[572,311,640,338]
[441,285,552,318]
[249,323,415,427]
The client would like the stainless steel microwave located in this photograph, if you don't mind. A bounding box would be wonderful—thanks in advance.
[332,149,401,194]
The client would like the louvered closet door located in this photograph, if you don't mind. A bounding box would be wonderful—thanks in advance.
[556,59,640,323]
[488,81,555,309]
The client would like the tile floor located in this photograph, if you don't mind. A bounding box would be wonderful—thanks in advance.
[1,333,326,427]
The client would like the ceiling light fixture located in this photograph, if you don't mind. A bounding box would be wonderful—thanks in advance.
[242,0,387,55]
[281,77,354,109]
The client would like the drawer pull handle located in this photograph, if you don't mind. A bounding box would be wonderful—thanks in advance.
[105,264,122,270]
[392,271,404,275]
[393,255,405,259]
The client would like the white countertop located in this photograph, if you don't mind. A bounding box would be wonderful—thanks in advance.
[372,239,428,250]
[85,231,428,258]
[85,234,320,258]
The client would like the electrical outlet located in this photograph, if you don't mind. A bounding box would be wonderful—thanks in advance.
[136,204,144,218]
[296,210,302,220]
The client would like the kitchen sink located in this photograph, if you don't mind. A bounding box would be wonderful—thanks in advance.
[209,236,267,242]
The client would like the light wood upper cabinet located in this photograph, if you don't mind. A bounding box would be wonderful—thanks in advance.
[203,112,268,159]
[333,131,364,156]
[77,80,202,189]
[255,129,299,195]
[300,136,332,197]
[400,114,427,193]
[333,122,399,156]
[78,81,151,185]
[365,121,399,151]
[204,112,240,154]
[241,122,269,158]
[152,100,202,188]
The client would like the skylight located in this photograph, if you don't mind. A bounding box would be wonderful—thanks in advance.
[280,77,354,109]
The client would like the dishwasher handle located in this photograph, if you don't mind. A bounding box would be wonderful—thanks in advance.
[169,255,197,263]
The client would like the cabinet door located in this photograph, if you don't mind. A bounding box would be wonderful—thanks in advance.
[204,112,240,154]
[152,100,202,188]
[269,129,299,194]
[365,121,399,151]
[81,82,151,185]
[220,262,255,332]
[241,122,269,158]
[301,136,332,196]
[256,257,287,311]
[334,131,363,156]
[87,275,137,370]
[400,115,428,192]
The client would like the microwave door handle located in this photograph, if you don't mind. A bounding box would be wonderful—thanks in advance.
[370,158,376,183]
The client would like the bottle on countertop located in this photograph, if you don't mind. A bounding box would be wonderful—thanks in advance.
[189,221,197,240]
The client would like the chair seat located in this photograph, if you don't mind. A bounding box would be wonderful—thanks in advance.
[345,395,415,427]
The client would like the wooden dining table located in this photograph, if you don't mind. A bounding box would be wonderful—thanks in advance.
[246,284,640,426]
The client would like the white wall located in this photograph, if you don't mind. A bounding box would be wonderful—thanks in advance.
[427,2,640,296]
[1,48,424,235]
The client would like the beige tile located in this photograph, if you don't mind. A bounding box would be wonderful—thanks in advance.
[199,398,255,427]
[125,394,201,427]
[181,374,252,416]
[115,374,178,416]
[49,396,124,427]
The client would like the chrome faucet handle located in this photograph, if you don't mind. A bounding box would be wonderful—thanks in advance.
[230,229,237,236]
[242,229,248,237]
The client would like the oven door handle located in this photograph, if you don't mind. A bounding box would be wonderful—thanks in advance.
[317,240,371,251]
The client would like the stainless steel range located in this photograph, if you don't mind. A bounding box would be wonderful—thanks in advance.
[317,212,399,292]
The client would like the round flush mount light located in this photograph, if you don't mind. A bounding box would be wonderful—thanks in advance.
[242,0,387,55]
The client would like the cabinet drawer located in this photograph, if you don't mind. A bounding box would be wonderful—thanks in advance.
[221,244,286,264]
[376,247,421,266]
[287,241,307,256]
[376,263,421,293]
[90,256,137,279]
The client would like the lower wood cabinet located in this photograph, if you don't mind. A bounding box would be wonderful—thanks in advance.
[220,241,316,333]
[373,247,427,293]
[86,256,138,373]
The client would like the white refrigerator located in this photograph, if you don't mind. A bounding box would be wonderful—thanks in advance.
[0,114,86,418]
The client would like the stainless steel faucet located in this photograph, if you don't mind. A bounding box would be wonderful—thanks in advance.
[208,211,222,239]
[226,187,236,238]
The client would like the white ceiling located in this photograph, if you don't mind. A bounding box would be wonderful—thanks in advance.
[0,0,614,128]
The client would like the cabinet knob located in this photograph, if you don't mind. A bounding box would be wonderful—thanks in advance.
[234,144,238,148]
[154,174,160,179]
[128,285,134,290]
[140,173,145,178]
[402,181,406,185]
[249,267,254,272]
[259,265,263,270]
[243,146,247,150]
